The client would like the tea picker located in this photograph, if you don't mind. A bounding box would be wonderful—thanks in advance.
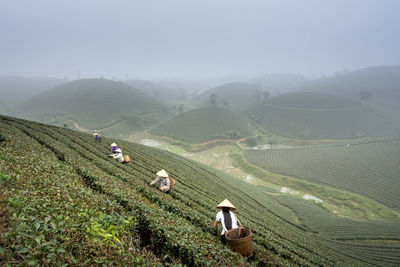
[149,169,175,193]
[213,199,253,256]
[110,147,130,164]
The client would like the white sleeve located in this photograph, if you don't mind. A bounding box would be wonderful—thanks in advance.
[215,211,222,222]
[151,176,160,185]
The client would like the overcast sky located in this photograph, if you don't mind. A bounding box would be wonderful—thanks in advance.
[1,0,399,80]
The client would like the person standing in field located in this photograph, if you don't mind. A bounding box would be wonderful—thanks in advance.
[213,199,239,244]
[93,130,100,142]
[149,169,170,193]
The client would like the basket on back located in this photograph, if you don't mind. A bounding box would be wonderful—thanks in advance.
[225,227,253,256]
[169,177,176,189]
[123,155,131,163]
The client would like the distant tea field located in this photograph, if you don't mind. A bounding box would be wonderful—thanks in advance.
[246,92,399,139]
[150,107,253,143]
[244,137,400,209]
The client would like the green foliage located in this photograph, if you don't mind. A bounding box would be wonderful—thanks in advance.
[1,115,399,266]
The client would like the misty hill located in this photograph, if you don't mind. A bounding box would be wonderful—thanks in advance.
[19,78,167,129]
[124,79,191,102]
[307,65,400,99]
[247,91,399,139]
[193,82,263,111]
[307,65,400,128]
[0,75,66,107]
[2,115,400,266]
[150,107,253,143]
[250,73,306,94]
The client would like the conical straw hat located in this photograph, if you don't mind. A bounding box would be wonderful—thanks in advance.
[156,169,169,177]
[216,199,236,210]
[111,143,117,147]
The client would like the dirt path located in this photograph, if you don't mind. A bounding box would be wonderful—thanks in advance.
[155,135,246,150]
[72,121,90,132]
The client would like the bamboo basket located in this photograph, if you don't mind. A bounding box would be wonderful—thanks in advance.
[225,221,253,256]
[123,155,131,163]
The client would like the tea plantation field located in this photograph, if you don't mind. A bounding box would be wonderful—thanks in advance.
[246,92,399,139]
[150,107,253,143]
[244,137,400,210]
[1,115,400,266]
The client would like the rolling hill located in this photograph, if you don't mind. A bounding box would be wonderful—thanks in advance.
[192,82,263,111]
[124,79,190,102]
[0,75,66,107]
[307,66,400,128]
[246,91,399,139]
[149,107,253,143]
[250,73,306,94]
[307,65,400,100]
[19,78,167,129]
[1,115,400,266]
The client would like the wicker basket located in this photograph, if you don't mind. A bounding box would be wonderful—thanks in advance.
[225,227,253,256]
[169,177,176,188]
[123,155,131,163]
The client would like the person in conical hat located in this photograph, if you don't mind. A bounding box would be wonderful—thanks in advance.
[93,130,100,142]
[150,169,170,193]
[213,199,239,244]
[111,148,127,164]
[110,143,118,154]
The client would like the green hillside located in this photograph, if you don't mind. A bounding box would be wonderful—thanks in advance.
[2,115,400,266]
[19,78,167,129]
[193,82,263,111]
[245,137,400,209]
[246,91,399,139]
[150,107,253,143]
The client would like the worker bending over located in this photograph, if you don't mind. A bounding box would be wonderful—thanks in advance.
[150,169,170,193]
[213,199,239,244]
[111,148,127,164]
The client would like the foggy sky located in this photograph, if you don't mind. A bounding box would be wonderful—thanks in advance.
[1,0,400,80]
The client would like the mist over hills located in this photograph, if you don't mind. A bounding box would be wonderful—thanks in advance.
[250,73,306,94]
[307,65,400,99]
[124,79,191,102]
[193,82,263,111]
[246,91,399,139]
[0,75,66,107]
[19,78,167,129]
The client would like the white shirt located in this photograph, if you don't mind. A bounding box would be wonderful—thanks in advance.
[216,210,238,235]
[113,152,124,162]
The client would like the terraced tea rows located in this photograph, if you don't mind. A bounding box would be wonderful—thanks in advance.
[1,115,400,266]
[245,137,400,209]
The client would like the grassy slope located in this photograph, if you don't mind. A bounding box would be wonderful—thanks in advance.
[150,107,253,143]
[244,137,400,210]
[3,116,399,265]
[19,78,167,129]
[246,92,399,139]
